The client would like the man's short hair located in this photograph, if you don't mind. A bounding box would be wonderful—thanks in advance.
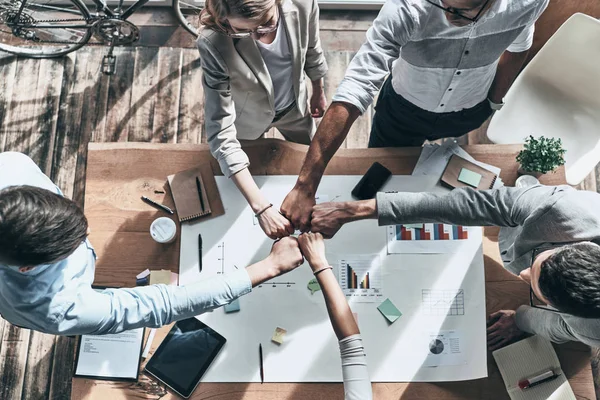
[0,185,88,267]
[539,242,600,318]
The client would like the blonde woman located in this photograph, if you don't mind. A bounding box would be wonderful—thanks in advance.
[197,0,328,239]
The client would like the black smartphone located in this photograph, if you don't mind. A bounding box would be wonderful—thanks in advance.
[351,162,392,200]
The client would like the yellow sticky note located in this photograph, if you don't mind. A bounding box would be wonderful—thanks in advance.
[150,270,172,285]
[271,327,287,345]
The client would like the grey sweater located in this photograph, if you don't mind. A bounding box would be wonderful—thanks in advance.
[376,185,600,348]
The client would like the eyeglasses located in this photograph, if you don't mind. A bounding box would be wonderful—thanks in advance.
[226,7,279,38]
[425,0,491,23]
[529,247,561,313]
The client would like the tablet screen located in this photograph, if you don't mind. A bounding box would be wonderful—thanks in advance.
[145,318,226,398]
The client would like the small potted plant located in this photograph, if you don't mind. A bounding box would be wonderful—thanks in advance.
[516,135,566,178]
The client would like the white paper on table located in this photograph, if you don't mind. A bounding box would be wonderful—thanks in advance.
[75,328,144,379]
[179,176,487,383]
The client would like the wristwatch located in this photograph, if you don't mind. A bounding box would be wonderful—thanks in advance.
[488,98,505,111]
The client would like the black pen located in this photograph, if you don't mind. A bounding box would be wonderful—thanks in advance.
[198,234,203,273]
[196,177,206,212]
[141,196,174,215]
[259,343,264,384]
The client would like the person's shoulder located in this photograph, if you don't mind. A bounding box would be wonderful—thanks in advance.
[0,151,37,166]
[376,0,427,25]
[196,27,232,52]
[559,185,600,205]
[0,152,60,194]
[501,0,549,18]
[541,185,600,223]
[286,0,313,13]
[386,0,427,11]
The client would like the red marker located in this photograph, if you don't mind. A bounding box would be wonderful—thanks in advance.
[518,370,559,390]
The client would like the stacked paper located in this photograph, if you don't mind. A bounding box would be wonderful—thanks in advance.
[412,140,504,189]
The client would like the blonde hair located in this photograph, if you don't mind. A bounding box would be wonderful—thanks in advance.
[201,0,280,34]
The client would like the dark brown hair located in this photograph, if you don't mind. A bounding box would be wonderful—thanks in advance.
[0,185,88,266]
[539,242,600,318]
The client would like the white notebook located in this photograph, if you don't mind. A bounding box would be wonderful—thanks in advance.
[492,336,576,400]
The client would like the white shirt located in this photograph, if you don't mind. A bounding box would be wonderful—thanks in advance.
[339,335,373,400]
[333,0,549,114]
[256,16,296,112]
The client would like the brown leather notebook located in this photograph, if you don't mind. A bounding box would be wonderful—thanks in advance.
[167,164,225,223]
[441,154,498,190]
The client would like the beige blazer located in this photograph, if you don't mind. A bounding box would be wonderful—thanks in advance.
[197,0,328,177]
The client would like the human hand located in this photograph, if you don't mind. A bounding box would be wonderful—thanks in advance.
[310,89,327,118]
[487,310,526,351]
[266,236,304,276]
[311,202,352,238]
[258,206,294,240]
[281,186,315,232]
[298,232,328,272]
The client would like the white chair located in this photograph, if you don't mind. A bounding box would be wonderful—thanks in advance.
[487,13,600,185]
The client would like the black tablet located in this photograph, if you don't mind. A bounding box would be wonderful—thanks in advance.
[144,318,226,398]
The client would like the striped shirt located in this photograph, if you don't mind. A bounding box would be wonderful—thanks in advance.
[333,0,549,114]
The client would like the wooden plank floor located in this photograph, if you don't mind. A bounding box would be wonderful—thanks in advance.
[1,8,600,400]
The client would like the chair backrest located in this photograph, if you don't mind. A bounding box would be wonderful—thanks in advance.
[487,13,600,185]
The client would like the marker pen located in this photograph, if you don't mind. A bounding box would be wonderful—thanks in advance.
[518,370,559,390]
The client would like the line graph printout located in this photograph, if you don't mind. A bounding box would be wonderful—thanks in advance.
[387,223,472,254]
[422,289,465,316]
[338,255,383,303]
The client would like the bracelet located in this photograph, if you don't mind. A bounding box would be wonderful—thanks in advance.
[313,266,333,276]
[255,203,273,218]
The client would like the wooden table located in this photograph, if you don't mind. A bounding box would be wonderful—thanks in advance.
[72,140,594,400]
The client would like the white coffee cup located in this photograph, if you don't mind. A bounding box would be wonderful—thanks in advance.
[515,175,540,188]
[150,217,177,244]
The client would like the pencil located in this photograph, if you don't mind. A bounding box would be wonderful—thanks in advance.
[259,343,264,384]
[141,196,174,215]
[196,177,206,212]
[198,234,203,273]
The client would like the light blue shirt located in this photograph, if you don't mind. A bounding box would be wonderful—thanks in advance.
[0,152,252,335]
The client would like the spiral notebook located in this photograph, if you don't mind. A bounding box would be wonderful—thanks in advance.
[441,154,498,190]
[168,164,225,223]
[492,335,575,400]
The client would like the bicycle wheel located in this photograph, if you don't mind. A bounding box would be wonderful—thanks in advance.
[0,0,92,58]
[172,0,202,38]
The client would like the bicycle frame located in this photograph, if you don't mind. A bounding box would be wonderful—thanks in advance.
[19,0,153,30]
[90,0,152,20]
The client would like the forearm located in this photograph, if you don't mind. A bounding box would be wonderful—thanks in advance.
[375,187,536,228]
[515,305,577,344]
[488,50,529,103]
[296,102,360,193]
[314,264,359,340]
[246,258,279,287]
[59,270,253,335]
[231,167,270,213]
[312,78,324,92]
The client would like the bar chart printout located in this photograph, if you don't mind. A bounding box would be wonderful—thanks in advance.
[387,223,472,254]
[338,255,383,303]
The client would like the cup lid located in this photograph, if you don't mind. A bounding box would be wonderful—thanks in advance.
[151,217,176,242]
